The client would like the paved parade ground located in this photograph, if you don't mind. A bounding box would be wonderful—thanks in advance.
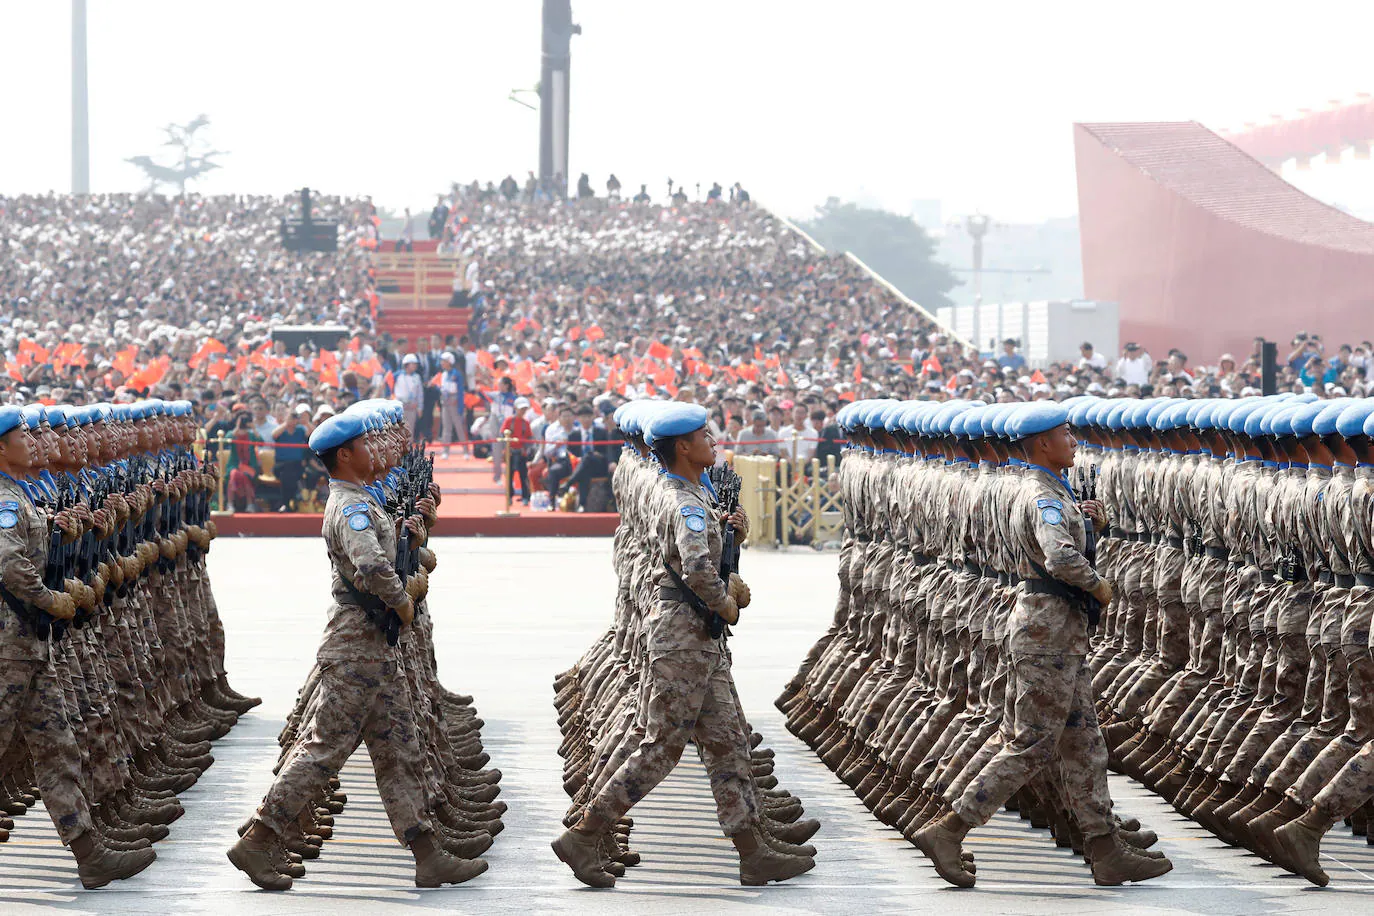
[4,537,1374,914]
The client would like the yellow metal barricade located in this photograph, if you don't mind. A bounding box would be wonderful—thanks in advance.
[731,455,777,547]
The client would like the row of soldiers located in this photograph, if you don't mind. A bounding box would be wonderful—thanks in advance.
[550,400,821,887]
[0,399,259,889]
[227,400,501,890]
[779,392,1374,887]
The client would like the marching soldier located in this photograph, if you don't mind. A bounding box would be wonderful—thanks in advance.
[227,407,491,890]
[552,402,817,888]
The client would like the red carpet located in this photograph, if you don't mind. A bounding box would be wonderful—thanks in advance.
[214,452,619,537]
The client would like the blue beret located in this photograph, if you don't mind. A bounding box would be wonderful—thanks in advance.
[1088,401,1110,431]
[1292,392,1320,404]
[1313,399,1353,437]
[21,405,44,430]
[1127,400,1155,429]
[45,406,69,428]
[896,403,925,435]
[1288,402,1325,438]
[1268,406,1297,437]
[961,405,988,439]
[1105,401,1133,431]
[991,405,1017,438]
[1012,403,1068,441]
[1243,403,1276,438]
[1363,410,1374,440]
[0,407,24,438]
[1207,400,1239,430]
[1336,400,1374,438]
[881,402,909,434]
[1067,399,1097,428]
[1145,399,1176,429]
[1156,402,1190,431]
[1193,400,1223,431]
[644,403,708,446]
[1226,398,1265,433]
[309,413,369,454]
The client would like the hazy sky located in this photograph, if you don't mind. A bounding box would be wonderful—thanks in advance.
[4,0,1373,223]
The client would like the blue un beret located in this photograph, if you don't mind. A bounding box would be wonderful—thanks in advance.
[1287,402,1325,439]
[644,403,708,447]
[0,406,24,438]
[1011,403,1068,441]
[1313,399,1353,437]
[309,412,369,454]
[1336,400,1374,438]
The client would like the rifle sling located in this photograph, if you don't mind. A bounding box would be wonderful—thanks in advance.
[660,557,724,640]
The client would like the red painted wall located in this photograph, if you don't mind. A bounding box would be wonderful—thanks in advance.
[1075,124,1374,365]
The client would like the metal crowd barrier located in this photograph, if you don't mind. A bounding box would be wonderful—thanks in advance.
[729,452,842,548]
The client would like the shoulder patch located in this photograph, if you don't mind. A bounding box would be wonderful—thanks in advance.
[1041,506,1063,526]
[0,510,17,529]
[0,501,18,511]
[347,513,372,531]
[680,505,707,518]
[684,515,707,532]
[1036,498,1063,510]
[342,503,369,516]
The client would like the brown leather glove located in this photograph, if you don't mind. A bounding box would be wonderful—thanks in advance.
[46,591,77,621]
[717,596,740,626]
[206,520,218,540]
[392,595,415,626]
[727,573,751,609]
[159,538,177,560]
[405,570,429,603]
[1090,578,1115,606]
[418,546,437,573]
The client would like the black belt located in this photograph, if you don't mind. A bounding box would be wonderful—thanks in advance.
[1261,571,1276,585]
[1205,546,1230,561]
[1357,574,1374,588]
[1317,570,1334,585]
[1164,536,1184,550]
[912,553,935,567]
[659,586,690,602]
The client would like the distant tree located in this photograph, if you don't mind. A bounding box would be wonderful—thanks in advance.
[126,114,227,194]
[801,197,960,311]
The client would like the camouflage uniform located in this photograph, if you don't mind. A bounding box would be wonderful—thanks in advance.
[255,480,434,846]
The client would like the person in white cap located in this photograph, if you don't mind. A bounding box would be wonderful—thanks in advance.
[395,354,424,438]
[438,351,467,458]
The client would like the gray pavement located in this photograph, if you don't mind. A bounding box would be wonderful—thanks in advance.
[3,537,1374,913]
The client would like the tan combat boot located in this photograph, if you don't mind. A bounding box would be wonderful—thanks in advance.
[1086,832,1173,886]
[733,822,815,886]
[227,831,292,890]
[1272,808,1335,887]
[913,811,976,887]
[412,833,489,887]
[552,826,616,887]
[74,835,157,890]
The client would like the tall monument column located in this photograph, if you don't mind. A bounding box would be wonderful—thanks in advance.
[72,0,90,194]
[538,0,578,196]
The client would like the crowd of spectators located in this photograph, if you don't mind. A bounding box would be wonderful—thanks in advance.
[3,183,1370,513]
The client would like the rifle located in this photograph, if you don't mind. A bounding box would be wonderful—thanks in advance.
[40,479,70,642]
[706,464,744,640]
[1077,463,1102,627]
[381,446,435,646]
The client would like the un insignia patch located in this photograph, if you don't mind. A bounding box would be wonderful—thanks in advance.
[685,515,707,532]
[347,513,372,531]
[1041,507,1063,526]
[0,510,17,529]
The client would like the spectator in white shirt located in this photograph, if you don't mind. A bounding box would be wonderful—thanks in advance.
[734,410,779,457]
[394,353,424,437]
[1077,341,1107,372]
[776,403,818,462]
[1114,342,1153,387]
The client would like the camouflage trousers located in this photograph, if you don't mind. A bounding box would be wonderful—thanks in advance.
[0,659,95,844]
[257,657,434,846]
[589,648,757,835]
[954,653,1114,838]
